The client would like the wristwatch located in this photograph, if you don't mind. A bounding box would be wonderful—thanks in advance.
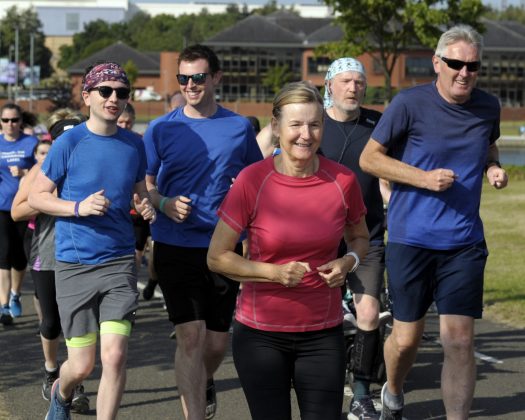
[344,251,360,273]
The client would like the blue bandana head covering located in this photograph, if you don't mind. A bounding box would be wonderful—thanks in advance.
[324,58,366,109]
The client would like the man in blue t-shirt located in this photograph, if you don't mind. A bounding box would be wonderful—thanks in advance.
[360,25,508,420]
[144,44,262,420]
[29,62,155,420]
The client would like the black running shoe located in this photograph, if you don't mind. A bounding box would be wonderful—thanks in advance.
[205,378,217,419]
[71,383,90,414]
[42,367,59,401]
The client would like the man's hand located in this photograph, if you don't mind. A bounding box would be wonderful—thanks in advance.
[486,166,508,189]
[163,195,192,223]
[272,262,311,288]
[78,189,110,216]
[423,168,457,191]
[133,193,156,223]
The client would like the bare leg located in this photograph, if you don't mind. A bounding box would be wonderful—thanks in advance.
[175,320,207,420]
[0,268,10,306]
[440,315,476,420]
[97,333,129,420]
[383,318,425,395]
[11,267,25,295]
[41,336,60,370]
[58,344,97,400]
[354,293,380,331]
[204,330,230,379]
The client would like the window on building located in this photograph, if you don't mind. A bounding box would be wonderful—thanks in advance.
[66,13,80,31]
[405,57,434,77]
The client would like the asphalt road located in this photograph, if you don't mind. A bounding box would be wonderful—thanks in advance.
[1,268,524,420]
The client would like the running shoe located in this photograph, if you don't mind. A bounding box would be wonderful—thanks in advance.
[205,378,217,419]
[42,367,59,401]
[379,382,403,420]
[348,395,379,419]
[71,383,90,414]
[142,279,158,300]
[9,292,22,317]
[45,379,71,420]
[0,305,13,326]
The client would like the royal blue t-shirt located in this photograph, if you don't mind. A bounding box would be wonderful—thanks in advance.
[144,105,263,247]
[0,133,38,210]
[371,82,500,249]
[41,123,147,264]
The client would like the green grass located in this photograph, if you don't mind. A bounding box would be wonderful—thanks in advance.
[481,175,525,328]
[500,120,525,136]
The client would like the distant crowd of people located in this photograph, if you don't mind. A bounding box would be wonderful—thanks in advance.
[0,23,508,420]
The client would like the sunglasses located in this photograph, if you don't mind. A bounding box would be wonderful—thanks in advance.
[176,73,208,85]
[440,56,481,72]
[88,86,131,100]
[1,117,20,123]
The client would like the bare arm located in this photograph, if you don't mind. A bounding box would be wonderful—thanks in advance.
[146,174,192,223]
[317,216,369,288]
[28,171,110,217]
[207,219,310,287]
[485,142,508,189]
[360,138,456,192]
[256,124,275,158]
[11,164,42,221]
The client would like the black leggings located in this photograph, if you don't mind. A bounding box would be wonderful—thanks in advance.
[232,322,346,420]
[0,210,27,270]
[31,270,61,340]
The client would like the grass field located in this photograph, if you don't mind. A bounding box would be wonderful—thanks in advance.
[480,176,525,328]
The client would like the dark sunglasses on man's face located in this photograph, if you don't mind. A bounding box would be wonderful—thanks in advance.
[440,56,481,72]
[1,117,20,123]
[176,73,208,85]
[88,86,131,100]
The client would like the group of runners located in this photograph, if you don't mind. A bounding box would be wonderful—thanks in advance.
[0,23,509,420]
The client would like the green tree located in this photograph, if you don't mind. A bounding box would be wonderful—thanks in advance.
[0,6,52,80]
[40,74,77,111]
[484,5,525,24]
[320,0,486,102]
[122,60,138,87]
[262,65,293,94]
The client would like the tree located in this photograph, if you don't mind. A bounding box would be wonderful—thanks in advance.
[39,74,78,111]
[122,60,138,87]
[0,6,52,79]
[320,0,486,102]
[262,65,294,95]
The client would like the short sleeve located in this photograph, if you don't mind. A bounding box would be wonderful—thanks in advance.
[217,168,255,234]
[40,135,70,185]
[143,121,161,177]
[370,93,409,149]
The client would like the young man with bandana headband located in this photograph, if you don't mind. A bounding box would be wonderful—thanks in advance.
[322,57,389,420]
[29,62,156,420]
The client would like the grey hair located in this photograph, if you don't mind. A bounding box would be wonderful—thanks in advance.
[435,24,483,60]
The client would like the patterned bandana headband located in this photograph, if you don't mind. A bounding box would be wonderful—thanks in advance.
[83,63,130,92]
[323,57,366,109]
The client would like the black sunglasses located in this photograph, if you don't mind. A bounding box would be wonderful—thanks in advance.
[176,73,208,85]
[440,56,481,72]
[88,86,131,100]
[1,117,20,123]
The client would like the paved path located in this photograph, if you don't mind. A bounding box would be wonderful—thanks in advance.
[1,269,524,419]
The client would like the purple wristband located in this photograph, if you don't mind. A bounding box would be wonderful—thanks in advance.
[74,201,80,218]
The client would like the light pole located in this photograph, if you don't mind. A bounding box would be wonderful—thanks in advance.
[29,32,34,111]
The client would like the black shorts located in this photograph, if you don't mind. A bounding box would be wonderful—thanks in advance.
[132,215,150,252]
[386,241,488,321]
[347,244,385,299]
[0,210,27,270]
[154,242,241,332]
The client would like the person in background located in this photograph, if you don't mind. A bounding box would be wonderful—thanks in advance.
[144,44,262,419]
[29,62,155,420]
[360,25,508,420]
[166,90,186,112]
[321,57,388,420]
[207,81,369,420]
[0,103,38,325]
[117,103,136,131]
[11,109,90,414]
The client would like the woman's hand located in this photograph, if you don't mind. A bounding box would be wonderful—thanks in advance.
[273,261,311,288]
[317,258,352,288]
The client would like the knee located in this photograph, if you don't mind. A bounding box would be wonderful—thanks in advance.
[441,330,474,357]
[389,331,420,356]
[176,324,206,355]
[40,319,61,340]
[101,345,128,372]
[69,359,95,381]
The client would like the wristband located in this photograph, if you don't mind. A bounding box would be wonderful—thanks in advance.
[344,251,360,273]
[74,201,80,218]
[159,197,169,214]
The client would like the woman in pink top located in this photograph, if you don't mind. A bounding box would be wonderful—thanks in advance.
[208,81,369,420]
